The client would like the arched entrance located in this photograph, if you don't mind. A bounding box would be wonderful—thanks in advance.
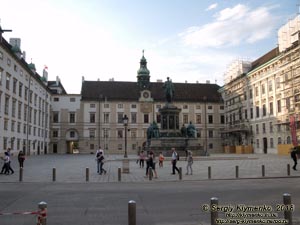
[65,129,79,154]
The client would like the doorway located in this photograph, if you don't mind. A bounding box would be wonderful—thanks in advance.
[263,137,268,154]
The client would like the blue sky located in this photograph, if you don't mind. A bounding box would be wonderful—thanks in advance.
[0,0,299,93]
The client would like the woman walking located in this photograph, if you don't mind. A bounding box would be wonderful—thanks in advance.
[186,151,193,175]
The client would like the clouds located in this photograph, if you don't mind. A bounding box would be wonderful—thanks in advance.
[180,4,278,48]
[206,3,218,11]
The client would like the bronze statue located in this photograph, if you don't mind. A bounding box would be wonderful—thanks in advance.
[187,121,196,138]
[163,77,175,103]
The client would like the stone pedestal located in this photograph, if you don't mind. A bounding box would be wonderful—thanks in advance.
[159,104,181,137]
[122,159,130,173]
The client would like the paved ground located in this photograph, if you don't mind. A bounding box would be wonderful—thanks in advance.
[0,153,299,225]
[0,153,298,183]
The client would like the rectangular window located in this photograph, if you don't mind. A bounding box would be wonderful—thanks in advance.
[104,113,110,123]
[249,89,253,99]
[103,128,109,138]
[131,129,137,138]
[144,114,149,123]
[256,139,259,148]
[256,124,259,134]
[255,86,259,97]
[269,102,273,115]
[104,103,109,108]
[53,130,58,138]
[208,105,213,110]
[69,113,75,123]
[220,105,224,110]
[90,113,95,123]
[183,114,189,124]
[89,129,95,138]
[269,122,273,133]
[220,115,225,124]
[262,123,266,133]
[277,100,281,113]
[156,114,161,123]
[117,129,123,138]
[19,83,23,97]
[261,84,265,94]
[53,112,59,123]
[131,104,137,109]
[268,80,273,92]
[131,113,137,124]
[6,73,10,90]
[196,114,201,124]
[90,103,95,108]
[118,113,123,123]
[4,95,9,115]
[13,78,17,94]
[118,104,123,109]
[70,98,76,102]
[208,115,213,124]
[53,97,59,102]
[256,106,260,118]
[208,130,213,138]
[250,108,253,119]
[183,104,188,109]
[4,119,8,130]
[262,104,266,116]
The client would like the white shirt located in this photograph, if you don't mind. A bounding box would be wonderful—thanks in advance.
[171,151,177,160]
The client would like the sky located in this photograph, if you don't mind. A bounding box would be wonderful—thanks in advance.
[0,0,299,93]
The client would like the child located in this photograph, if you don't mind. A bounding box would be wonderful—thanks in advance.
[186,151,193,175]
[159,152,165,168]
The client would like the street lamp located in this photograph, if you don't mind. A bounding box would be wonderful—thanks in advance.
[123,114,129,158]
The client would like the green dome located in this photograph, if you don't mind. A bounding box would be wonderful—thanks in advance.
[28,62,36,71]
[137,54,150,76]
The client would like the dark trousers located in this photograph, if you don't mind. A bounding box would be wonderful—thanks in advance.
[19,159,24,168]
[172,160,180,174]
[292,157,297,170]
[97,160,101,173]
[139,159,144,168]
[100,162,106,174]
[1,162,13,174]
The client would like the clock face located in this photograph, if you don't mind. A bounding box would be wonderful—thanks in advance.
[143,92,149,98]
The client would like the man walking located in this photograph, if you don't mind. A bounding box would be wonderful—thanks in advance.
[95,146,104,173]
[171,148,180,175]
[290,147,298,170]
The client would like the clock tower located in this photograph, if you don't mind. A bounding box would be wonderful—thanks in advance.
[137,50,150,90]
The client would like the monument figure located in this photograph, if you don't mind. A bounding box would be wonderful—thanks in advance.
[163,77,175,103]
[187,121,196,138]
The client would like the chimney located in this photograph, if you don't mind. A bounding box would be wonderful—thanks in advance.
[56,76,60,86]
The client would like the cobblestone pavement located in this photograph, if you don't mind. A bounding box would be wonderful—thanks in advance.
[0,153,298,183]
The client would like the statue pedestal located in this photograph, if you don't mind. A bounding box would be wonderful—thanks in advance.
[122,159,130,173]
[149,137,205,156]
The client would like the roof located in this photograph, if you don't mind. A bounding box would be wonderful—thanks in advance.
[81,80,223,103]
[250,47,279,71]
[47,81,67,94]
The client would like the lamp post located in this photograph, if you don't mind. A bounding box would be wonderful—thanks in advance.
[123,114,129,158]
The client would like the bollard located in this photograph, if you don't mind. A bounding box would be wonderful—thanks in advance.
[262,165,265,177]
[118,168,121,182]
[210,197,218,225]
[128,200,136,225]
[235,166,239,179]
[37,201,47,225]
[208,166,211,179]
[179,167,182,180]
[287,164,291,176]
[283,193,293,225]
[149,167,153,181]
[19,167,23,182]
[52,168,56,182]
[86,168,89,182]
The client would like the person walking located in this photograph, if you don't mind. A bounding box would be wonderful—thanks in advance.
[186,151,193,175]
[0,152,10,175]
[98,152,107,175]
[4,148,14,174]
[139,150,145,168]
[95,146,104,173]
[171,148,180,175]
[159,152,165,168]
[145,151,157,178]
[18,150,25,168]
[290,147,298,170]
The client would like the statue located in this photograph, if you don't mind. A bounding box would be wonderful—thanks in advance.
[152,121,160,138]
[187,121,196,138]
[163,77,175,103]
[147,122,160,145]
[181,124,187,137]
